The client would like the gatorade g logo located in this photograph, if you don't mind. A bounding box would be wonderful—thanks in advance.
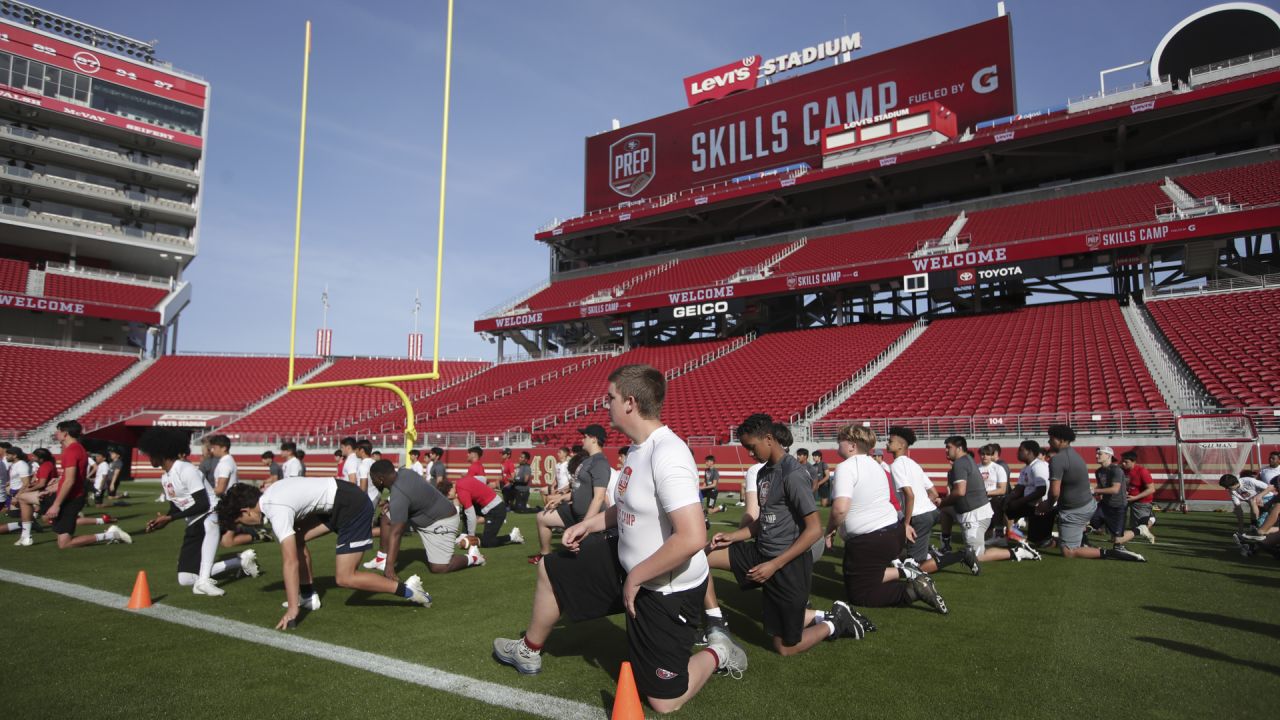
[609,133,656,198]
[971,65,999,94]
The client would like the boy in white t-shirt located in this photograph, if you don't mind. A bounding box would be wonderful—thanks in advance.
[886,426,940,571]
[279,442,303,481]
[978,443,1009,542]
[494,365,747,714]
[1220,473,1271,536]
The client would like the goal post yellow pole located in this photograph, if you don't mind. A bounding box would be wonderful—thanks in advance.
[281,2,457,465]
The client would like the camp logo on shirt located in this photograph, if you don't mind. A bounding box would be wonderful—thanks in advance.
[617,465,632,499]
[655,668,677,680]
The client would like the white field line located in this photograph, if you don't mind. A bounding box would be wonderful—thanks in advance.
[0,568,604,720]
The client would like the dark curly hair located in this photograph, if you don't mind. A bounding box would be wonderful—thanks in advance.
[217,483,263,530]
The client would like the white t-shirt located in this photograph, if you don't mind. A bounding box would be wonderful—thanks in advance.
[607,467,621,508]
[259,477,339,542]
[342,454,360,483]
[358,457,377,502]
[980,461,1008,493]
[743,462,764,495]
[162,459,214,525]
[555,462,571,491]
[8,459,30,492]
[832,454,899,537]
[411,461,425,476]
[1230,476,1270,506]
[214,455,238,494]
[94,461,110,490]
[1259,465,1280,488]
[281,457,303,479]
[890,455,937,516]
[614,426,708,593]
[1019,458,1050,498]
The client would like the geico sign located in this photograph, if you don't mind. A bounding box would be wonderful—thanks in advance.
[673,301,730,318]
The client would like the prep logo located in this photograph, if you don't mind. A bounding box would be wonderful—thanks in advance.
[616,465,632,498]
[609,133,655,198]
[73,51,101,74]
[1086,233,1102,250]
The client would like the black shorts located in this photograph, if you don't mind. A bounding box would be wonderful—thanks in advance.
[545,534,705,701]
[1097,503,1126,537]
[703,489,718,505]
[905,510,938,563]
[51,496,86,536]
[177,517,212,574]
[555,502,577,528]
[729,540,813,646]
[324,480,375,555]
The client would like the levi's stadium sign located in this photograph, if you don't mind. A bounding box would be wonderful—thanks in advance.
[585,16,1015,211]
[684,57,760,106]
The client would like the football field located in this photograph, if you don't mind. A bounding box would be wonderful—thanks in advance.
[0,499,1273,718]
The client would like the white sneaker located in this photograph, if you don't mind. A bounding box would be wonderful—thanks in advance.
[705,625,748,678]
[363,556,386,571]
[192,578,225,596]
[155,493,167,503]
[468,545,486,566]
[1012,542,1041,561]
[1137,524,1156,544]
[509,526,524,544]
[282,593,322,610]
[404,574,432,607]
[106,525,132,544]
[239,549,261,578]
[14,536,32,547]
[493,637,542,674]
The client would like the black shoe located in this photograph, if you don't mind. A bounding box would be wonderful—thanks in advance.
[828,601,867,640]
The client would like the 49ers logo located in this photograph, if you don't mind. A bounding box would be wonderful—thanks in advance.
[609,133,655,198]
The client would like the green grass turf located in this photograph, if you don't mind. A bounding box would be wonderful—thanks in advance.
[0,498,1274,718]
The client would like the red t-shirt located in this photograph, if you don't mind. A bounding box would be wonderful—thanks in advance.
[34,460,57,490]
[59,442,88,500]
[467,461,486,482]
[1126,464,1155,502]
[501,459,515,486]
[455,476,497,511]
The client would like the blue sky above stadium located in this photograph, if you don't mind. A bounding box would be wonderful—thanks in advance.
[50,0,1214,360]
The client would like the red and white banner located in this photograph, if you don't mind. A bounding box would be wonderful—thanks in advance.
[0,290,158,323]
[480,205,1280,332]
[407,332,423,360]
[124,412,235,428]
[0,83,202,148]
[0,20,207,108]
[584,17,1015,211]
[683,56,760,107]
[316,328,332,356]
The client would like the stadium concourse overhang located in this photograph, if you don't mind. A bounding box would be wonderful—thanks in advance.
[476,8,1280,353]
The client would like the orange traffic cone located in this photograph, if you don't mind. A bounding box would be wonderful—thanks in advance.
[126,570,152,610]
[611,661,644,720]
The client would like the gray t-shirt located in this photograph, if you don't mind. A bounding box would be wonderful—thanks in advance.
[756,454,818,557]
[389,468,456,528]
[811,461,828,486]
[429,461,446,483]
[1096,464,1127,509]
[947,454,989,514]
[268,461,282,481]
[199,455,218,483]
[1050,447,1092,510]
[704,467,720,488]
[570,452,611,519]
[513,463,531,487]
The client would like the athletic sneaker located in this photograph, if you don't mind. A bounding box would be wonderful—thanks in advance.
[897,559,923,582]
[705,625,748,679]
[927,546,944,566]
[909,573,948,615]
[828,601,868,640]
[192,578,225,596]
[962,546,981,576]
[13,536,31,547]
[100,514,116,524]
[1137,524,1156,544]
[1107,546,1147,562]
[1011,541,1042,562]
[254,528,274,543]
[282,593,322,610]
[493,637,542,674]
[404,574,432,607]
[509,526,524,544]
[1007,524,1027,542]
[239,549,261,578]
[363,556,386,571]
[697,614,730,645]
[527,553,546,565]
[467,545,486,566]
[105,525,132,544]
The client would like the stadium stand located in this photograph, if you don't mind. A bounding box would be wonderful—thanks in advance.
[827,300,1167,420]
[776,217,956,273]
[222,359,488,435]
[625,243,786,294]
[963,184,1170,247]
[552,323,914,445]
[0,344,137,434]
[1173,159,1280,206]
[424,340,730,441]
[0,257,28,293]
[517,266,647,312]
[1146,288,1280,408]
[346,355,609,434]
[44,273,169,309]
[80,355,325,429]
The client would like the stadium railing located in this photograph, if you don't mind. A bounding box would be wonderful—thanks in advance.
[213,430,531,450]
[808,409,1179,441]
[1150,272,1280,299]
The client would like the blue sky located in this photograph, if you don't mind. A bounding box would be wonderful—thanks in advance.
[49,0,1216,360]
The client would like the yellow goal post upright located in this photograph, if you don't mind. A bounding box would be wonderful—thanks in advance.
[282,2,456,463]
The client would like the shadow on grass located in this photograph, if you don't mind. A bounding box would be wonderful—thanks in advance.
[1143,606,1280,638]
[1134,636,1280,675]
[1170,565,1280,588]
